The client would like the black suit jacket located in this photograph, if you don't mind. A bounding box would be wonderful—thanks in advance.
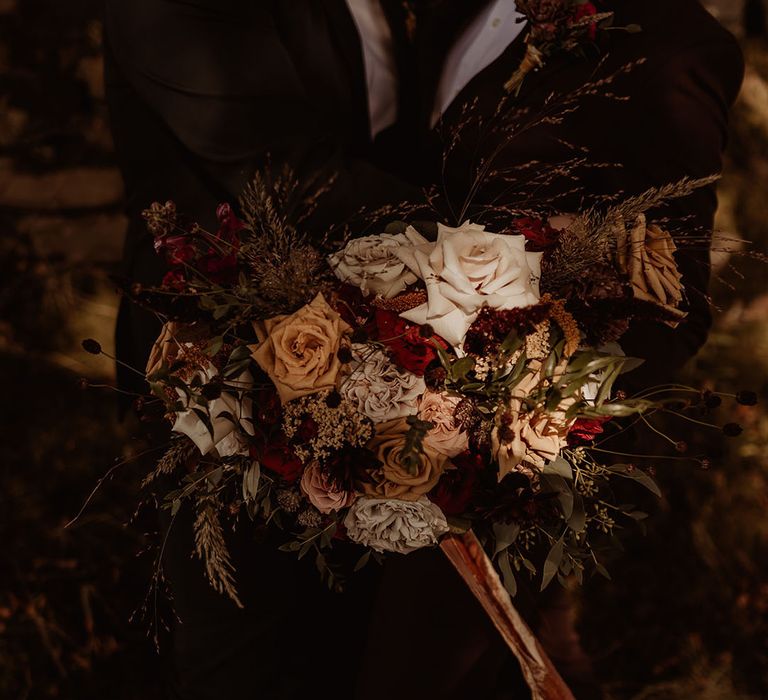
[105,0,419,394]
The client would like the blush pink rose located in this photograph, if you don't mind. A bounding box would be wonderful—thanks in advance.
[300,462,354,514]
[418,391,469,458]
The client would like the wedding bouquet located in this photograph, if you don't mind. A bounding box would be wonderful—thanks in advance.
[114,170,732,607]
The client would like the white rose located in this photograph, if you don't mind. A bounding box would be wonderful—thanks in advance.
[339,345,425,423]
[395,222,543,347]
[172,362,254,457]
[329,231,420,298]
[343,496,449,554]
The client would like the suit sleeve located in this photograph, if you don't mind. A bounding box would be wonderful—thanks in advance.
[104,0,418,233]
[615,31,744,387]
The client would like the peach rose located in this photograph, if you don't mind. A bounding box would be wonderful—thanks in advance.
[491,366,575,480]
[249,294,350,404]
[145,322,207,377]
[418,391,469,457]
[300,462,354,514]
[359,418,448,501]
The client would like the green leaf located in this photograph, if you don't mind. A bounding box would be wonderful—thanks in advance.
[497,552,518,597]
[595,562,612,580]
[541,473,573,519]
[171,499,181,517]
[205,336,224,357]
[543,457,573,480]
[541,535,565,591]
[568,495,586,533]
[242,462,261,502]
[354,551,371,572]
[493,521,521,555]
[451,356,476,381]
[607,464,662,498]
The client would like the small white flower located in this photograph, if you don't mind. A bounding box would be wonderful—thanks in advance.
[329,231,420,298]
[339,345,425,423]
[395,222,543,347]
[172,363,254,457]
[343,496,449,554]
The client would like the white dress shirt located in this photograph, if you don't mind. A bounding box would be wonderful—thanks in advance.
[432,0,526,125]
[345,0,400,137]
[345,0,526,135]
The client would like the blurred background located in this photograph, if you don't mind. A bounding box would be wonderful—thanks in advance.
[0,1,766,698]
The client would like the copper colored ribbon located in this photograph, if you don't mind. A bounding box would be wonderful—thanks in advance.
[440,531,575,700]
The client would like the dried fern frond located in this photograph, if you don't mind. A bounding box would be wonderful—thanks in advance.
[193,496,243,608]
[141,438,194,488]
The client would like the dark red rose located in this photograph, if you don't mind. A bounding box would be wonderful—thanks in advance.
[296,416,319,442]
[254,387,282,426]
[257,440,304,483]
[571,2,599,40]
[567,416,610,445]
[329,284,376,327]
[430,451,485,516]
[326,447,380,491]
[511,217,560,251]
[373,309,448,376]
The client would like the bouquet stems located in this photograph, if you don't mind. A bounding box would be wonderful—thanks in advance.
[440,530,575,700]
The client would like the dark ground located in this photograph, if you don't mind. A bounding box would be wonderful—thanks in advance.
[1,1,767,698]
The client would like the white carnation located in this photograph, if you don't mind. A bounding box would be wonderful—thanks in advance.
[339,345,425,423]
[343,496,449,554]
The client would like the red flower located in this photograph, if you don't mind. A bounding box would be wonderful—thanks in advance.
[255,440,304,483]
[430,451,485,516]
[567,416,610,445]
[511,217,560,251]
[161,269,187,291]
[253,387,282,426]
[215,203,245,246]
[329,284,376,327]
[571,2,599,40]
[198,252,239,284]
[373,309,448,376]
[155,234,197,266]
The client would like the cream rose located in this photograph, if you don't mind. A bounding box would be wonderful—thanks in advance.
[300,462,354,514]
[343,496,449,554]
[249,294,350,405]
[340,345,425,423]
[395,222,543,346]
[418,391,469,457]
[172,365,254,457]
[329,231,421,298]
[359,418,448,501]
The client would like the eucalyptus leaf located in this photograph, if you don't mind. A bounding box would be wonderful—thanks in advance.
[541,536,565,591]
[493,521,521,555]
[242,461,261,502]
[568,495,586,533]
[497,552,518,597]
